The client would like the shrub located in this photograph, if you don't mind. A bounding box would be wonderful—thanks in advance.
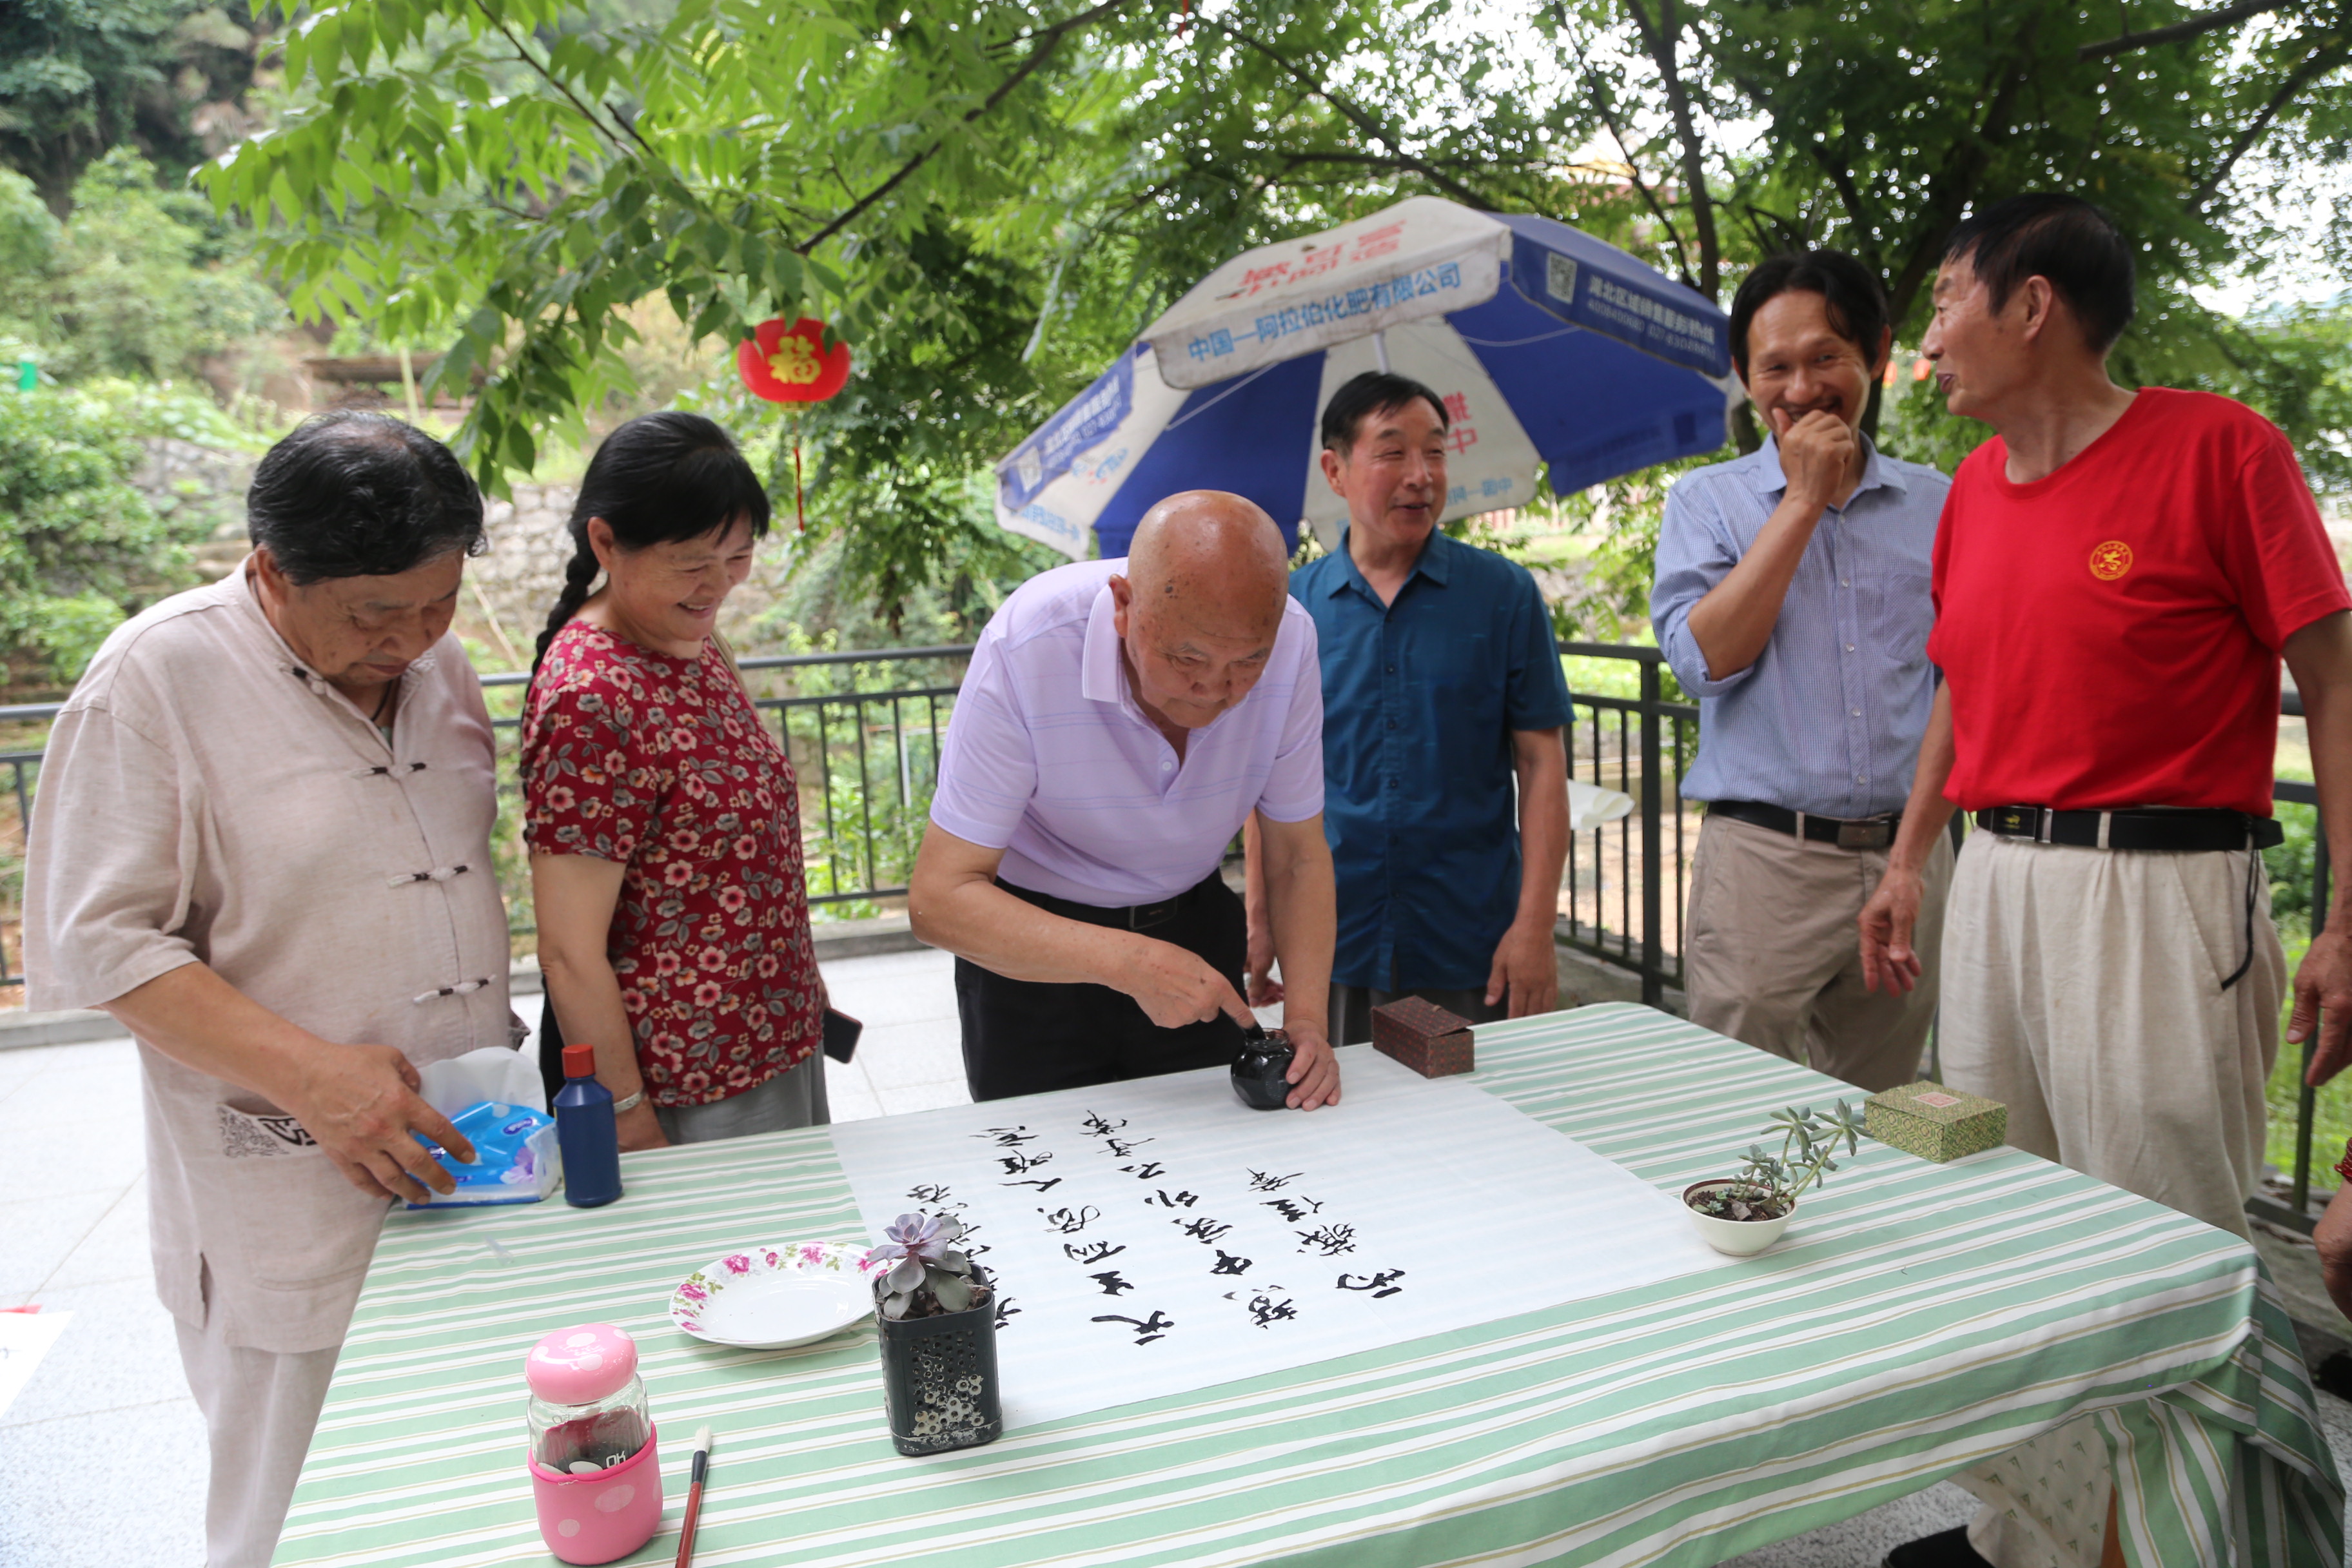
[0,387,208,687]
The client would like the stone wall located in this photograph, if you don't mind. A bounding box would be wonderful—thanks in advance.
[144,433,585,670]
[466,483,583,668]
[139,438,260,578]
[131,442,803,674]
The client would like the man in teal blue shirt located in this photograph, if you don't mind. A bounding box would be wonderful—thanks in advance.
[1252,371,1573,1043]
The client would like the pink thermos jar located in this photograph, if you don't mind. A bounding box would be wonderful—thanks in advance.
[524,1323,663,1564]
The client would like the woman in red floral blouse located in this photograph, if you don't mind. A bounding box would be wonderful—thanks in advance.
[522,412,825,1149]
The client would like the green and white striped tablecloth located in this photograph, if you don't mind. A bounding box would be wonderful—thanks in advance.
[274,1003,2344,1567]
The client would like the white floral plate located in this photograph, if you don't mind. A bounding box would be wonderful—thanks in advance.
[669,1242,879,1350]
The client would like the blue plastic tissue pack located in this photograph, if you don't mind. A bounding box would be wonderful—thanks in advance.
[407,1101,562,1209]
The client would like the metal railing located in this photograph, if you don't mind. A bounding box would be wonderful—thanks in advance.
[1554,643,1697,1008]
[0,703,49,1005]
[2254,690,2331,1234]
[0,647,975,994]
[475,645,972,919]
[0,641,2338,1228]
[1556,654,2338,1232]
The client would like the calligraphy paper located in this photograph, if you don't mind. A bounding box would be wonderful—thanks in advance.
[0,1310,71,1420]
[828,1046,1722,1431]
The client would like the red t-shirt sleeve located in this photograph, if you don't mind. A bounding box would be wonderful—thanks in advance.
[1925,444,1990,638]
[524,674,667,865]
[2216,424,2350,651]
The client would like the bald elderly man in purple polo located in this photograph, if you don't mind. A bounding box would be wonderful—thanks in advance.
[908,491,1340,1109]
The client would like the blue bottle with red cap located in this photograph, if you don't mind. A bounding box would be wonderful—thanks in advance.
[553,1043,623,1208]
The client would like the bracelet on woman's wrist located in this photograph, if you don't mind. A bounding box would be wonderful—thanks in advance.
[610,1088,646,1114]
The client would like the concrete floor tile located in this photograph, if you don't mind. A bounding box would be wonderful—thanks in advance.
[0,1057,44,1104]
[822,1060,885,1124]
[0,1036,141,1074]
[873,1078,974,1117]
[1,1045,148,1200]
[0,1278,190,1429]
[819,951,959,1030]
[0,1190,121,1297]
[2318,1388,2352,1482]
[1716,1479,1977,1567]
[3,1117,142,1199]
[856,1019,967,1090]
[820,946,947,979]
[0,1399,208,1568]
[43,1184,152,1291]
[2,1038,143,1102]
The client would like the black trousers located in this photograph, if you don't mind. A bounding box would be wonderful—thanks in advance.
[957,871,1248,1101]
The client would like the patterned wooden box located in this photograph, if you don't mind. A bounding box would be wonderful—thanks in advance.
[1369,997,1475,1078]
[1865,1080,2007,1163]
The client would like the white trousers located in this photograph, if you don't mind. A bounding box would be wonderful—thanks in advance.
[1939,832,2283,1239]
[175,1302,340,1568]
[1941,832,2286,1568]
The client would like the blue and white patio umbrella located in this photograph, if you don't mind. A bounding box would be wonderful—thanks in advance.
[994,195,1738,558]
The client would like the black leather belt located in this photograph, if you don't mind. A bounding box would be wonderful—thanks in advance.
[1974,806,2284,852]
[998,874,1211,932]
[1710,799,1900,850]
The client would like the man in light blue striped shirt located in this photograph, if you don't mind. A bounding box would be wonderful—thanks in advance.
[1650,251,1952,1092]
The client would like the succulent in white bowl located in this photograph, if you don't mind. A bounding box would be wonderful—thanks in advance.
[1684,1102,1864,1256]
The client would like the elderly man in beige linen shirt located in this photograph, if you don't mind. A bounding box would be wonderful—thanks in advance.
[24,412,514,1568]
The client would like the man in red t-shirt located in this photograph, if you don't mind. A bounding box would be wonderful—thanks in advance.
[1860,194,2352,1233]
[1859,193,2352,1568]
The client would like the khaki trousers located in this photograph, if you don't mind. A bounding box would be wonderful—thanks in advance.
[1939,832,2283,1240]
[175,1280,341,1568]
[1683,812,1952,1093]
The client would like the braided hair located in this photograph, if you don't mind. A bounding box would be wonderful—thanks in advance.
[531,411,772,678]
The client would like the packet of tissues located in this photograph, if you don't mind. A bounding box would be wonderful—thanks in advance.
[406,1100,561,1209]
[406,1044,562,1209]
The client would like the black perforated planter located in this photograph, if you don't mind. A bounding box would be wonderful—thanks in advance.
[875,1268,1003,1457]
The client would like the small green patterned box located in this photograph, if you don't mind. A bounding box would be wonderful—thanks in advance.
[1865,1081,2007,1163]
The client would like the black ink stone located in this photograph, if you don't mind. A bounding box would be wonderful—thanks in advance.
[1231,1026,1294,1111]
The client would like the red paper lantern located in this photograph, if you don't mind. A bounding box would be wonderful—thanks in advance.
[736,317,851,403]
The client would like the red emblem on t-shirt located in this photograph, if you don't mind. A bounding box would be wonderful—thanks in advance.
[2088,540,2133,581]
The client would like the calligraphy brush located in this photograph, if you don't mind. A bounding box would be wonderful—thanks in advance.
[673,1426,713,1568]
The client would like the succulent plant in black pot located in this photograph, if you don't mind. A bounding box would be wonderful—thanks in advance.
[867,1212,1002,1455]
[872,1211,985,1318]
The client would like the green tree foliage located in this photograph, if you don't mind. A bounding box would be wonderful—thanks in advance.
[0,148,273,694]
[1549,1,2352,455]
[199,0,1657,608]
[2,148,283,384]
[0,388,209,687]
[204,0,2351,616]
[2196,298,2352,495]
[0,0,270,211]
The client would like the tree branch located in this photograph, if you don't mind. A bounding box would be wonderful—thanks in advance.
[2193,37,2349,206]
[1883,17,2041,328]
[467,0,638,161]
[1187,14,1492,209]
[1277,148,1524,175]
[1622,0,1721,300]
[1805,138,1872,237]
[795,0,1138,255]
[1562,32,1700,293]
[2078,0,2299,59]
